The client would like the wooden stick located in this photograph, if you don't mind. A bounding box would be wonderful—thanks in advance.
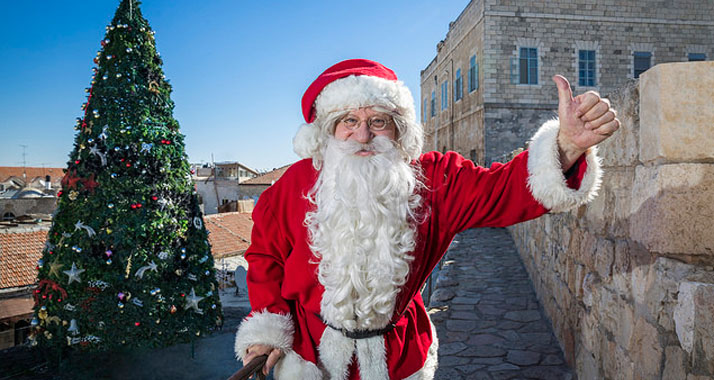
[227,354,268,380]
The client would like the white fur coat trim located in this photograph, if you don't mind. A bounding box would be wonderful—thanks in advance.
[527,119,602,213]
[273,350,324,380]
[234,310,322,380]
[315,75,416,122]
[234,310,294,360]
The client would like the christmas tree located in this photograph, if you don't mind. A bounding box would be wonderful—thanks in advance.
[31,0,222,353]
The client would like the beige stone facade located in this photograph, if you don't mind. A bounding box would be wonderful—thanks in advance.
[420,0,714,164]
[509,62,714,379]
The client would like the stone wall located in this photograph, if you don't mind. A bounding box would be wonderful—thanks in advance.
[508,61,714,379]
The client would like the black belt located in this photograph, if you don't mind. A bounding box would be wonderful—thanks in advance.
[316,313,397,339]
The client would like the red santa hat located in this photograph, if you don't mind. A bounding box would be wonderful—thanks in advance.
[294,59,423,161]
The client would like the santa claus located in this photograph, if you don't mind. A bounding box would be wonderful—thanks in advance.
[234,59,618,379]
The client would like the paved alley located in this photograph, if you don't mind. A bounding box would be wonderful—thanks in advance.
[427,227,574,380]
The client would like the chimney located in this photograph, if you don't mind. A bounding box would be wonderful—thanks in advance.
[45,175,51,190]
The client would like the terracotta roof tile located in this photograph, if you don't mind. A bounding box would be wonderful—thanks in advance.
[241,164,292,185]
[0,167,64,183]
[204,212,253,258]
[0,229,48,289]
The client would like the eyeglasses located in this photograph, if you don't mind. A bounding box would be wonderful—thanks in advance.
[338,114,392,131]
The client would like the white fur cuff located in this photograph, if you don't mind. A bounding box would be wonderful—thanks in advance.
[527,119,602,213]
[234,310,295,361]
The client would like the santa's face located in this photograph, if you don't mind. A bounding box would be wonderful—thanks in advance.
[333,107,396,156]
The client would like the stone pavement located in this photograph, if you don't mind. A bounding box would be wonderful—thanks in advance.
[427,227,574,380]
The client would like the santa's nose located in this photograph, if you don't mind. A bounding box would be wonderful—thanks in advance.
[351,122,373,143]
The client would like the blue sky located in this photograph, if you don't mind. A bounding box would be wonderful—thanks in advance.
[0,1,468,172]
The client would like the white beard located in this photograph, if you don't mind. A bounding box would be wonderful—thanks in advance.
[305,136,422,332]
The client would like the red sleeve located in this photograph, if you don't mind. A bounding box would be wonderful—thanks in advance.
[421,149,589,234]
[244,188,292,316]
[422,150,547,233]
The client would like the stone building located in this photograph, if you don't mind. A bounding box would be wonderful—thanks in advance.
[0,167,62,221]
[192,161,258,215]
[420,0,714,165]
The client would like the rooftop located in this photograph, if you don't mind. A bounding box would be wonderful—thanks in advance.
[241,164,292,186]
[0,167,64,183]
[0,227,49,289]
[204,212,253,258]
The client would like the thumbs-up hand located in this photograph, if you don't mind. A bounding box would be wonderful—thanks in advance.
[553,75,620,170]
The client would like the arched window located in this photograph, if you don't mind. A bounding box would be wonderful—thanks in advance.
[2,212,15,221]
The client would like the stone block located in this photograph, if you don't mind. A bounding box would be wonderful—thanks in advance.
[630,163,714,256]
[595,238,615,280]
[628,317,663,379]
[600,78,640,167]
[673,281,714,373]
[662,346,687,380]
[585,168,634,239]
[602,339,634,380]
[643,257,693,331]
[640,62,714,163]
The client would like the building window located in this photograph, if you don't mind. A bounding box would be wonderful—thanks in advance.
[454,69,463,101]
[468,55,478,92]
[430,90,436,117]
[688,53,706,61]
[578,50,596,86]
[423,98,427,122]
[518,47,538,85]
[2,212,15,221]
[441,80,448,110]
[633,51,652,78]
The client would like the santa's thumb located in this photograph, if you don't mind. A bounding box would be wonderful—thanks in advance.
[552,75,573,107]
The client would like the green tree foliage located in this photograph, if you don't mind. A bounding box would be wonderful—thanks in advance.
[31,0,223,353]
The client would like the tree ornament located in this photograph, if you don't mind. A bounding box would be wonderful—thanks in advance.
[48,259,64,279]
[134,261,158,279]
[74,221,96,237]
[67,319,80,336]
[89,146,107,166]
[63,263,86,285]
[185,288,204,313]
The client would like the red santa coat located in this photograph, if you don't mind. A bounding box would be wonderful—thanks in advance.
[234,120,602,380]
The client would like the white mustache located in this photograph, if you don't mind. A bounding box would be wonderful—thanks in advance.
[331,136,396,155]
